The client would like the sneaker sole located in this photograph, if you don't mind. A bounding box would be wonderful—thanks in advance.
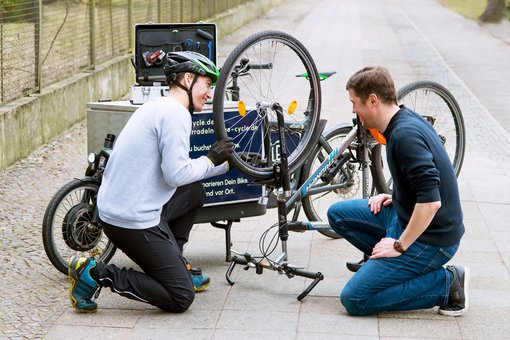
[194,281,210,292]
[439,266,471,316]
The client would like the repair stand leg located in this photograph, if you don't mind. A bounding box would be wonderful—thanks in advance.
[211,220,234,262]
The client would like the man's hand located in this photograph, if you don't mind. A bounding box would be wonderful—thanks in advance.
[370,237,402,259]
[368,193,392,214]
[207,138,235,166]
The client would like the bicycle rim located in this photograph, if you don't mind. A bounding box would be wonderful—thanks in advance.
[397,80,466,176]
[213,30,321,180]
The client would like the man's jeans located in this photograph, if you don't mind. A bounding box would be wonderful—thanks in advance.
[327,199,458,316]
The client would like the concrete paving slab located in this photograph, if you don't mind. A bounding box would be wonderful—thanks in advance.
[456,307,510,339]
[297,312,378,336]
[54,308,142,328]
[223,288,301,312]
[299,334,378,340]
[43,325,134,340]
[215,309,299,332]
[466,179,510,204]
[379,317,462,339]
[501,252,510,270]
[298,295,342,314]
[491,231,510,253]
[470,288,510,308]
[136,308,221,330]
[213,329,292,340]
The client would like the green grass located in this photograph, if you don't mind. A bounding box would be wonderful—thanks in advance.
[439,0,510,20]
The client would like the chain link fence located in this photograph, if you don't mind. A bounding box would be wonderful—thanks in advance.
[0,0,252,105]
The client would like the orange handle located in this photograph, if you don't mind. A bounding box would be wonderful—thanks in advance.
[368,128,386,145]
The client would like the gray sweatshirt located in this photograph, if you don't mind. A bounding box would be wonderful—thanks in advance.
[97,96,227,229]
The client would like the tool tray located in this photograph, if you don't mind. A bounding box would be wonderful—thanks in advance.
[133,23,217,86]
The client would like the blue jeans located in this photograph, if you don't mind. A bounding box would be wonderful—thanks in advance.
[327,199,458,316]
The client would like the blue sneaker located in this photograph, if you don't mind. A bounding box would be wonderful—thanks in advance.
[184,258,210,292]
[68,256,100,313]
[189,267,210,292]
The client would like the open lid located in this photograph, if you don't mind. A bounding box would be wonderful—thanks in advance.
[133,23,217,86]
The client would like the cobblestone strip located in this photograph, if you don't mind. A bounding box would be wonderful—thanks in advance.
[0,123,88,339]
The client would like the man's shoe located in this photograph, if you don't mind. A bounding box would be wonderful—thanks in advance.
[346,254,370,273]
[183,258,210,292]
[438,265,470,316]
[189,267,210,292]
[68,256,100,313]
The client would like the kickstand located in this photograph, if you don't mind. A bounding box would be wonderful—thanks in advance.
[297,273,324,301]
[211,220,234,262]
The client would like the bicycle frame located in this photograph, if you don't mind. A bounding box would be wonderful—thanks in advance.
[284,117,374,231]
[226,107,378,300]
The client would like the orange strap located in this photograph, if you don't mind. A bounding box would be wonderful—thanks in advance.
[368,128,387,145]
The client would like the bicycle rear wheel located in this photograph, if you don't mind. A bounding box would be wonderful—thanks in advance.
[213,30,321,180]
[397,81,466,176]
[301,125,387,239]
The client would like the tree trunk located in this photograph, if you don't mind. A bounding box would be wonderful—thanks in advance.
[479,0,505,23]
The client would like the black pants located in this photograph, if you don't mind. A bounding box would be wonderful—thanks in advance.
[95,182,205,312]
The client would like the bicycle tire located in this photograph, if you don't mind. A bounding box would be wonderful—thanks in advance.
[213,30,321,180]
[301,125,387,239]
[397,80,466,176]
[42,177,116,275]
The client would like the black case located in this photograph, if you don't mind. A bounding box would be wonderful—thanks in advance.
[133,23,217,86]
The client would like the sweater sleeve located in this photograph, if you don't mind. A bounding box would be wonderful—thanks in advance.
[156,103,227,187]
[393,130,441,203]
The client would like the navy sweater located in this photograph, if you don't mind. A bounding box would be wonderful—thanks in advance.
[383,106,464,246]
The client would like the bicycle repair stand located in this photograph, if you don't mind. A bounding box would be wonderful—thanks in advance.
[225,103,324,301]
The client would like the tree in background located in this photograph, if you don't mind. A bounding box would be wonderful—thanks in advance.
[479,0,506,22]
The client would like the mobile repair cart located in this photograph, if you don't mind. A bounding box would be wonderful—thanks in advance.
[87,23,266,260]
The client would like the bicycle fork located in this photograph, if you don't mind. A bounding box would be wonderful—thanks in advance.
[225,103,323,301]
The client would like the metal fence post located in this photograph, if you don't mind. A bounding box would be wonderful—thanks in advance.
[180,0,184,22]
[1,19,3,102]
[158,0,162,23]
[35,0,42,93]
[89,0,96,69]
[128,0,134,52]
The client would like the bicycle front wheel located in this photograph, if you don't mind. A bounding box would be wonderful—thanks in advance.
[42,177,116,275]
[398,81,466,176]
[213,30,321,180]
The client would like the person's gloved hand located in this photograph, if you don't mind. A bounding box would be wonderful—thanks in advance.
[206,138,235,166]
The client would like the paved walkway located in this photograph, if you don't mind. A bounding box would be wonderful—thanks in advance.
[1,0,509,339]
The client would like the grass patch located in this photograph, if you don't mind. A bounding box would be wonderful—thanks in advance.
[439,0,510,20]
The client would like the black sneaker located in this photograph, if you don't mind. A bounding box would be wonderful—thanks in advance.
[438,265,471,316]
[346,254,370,273]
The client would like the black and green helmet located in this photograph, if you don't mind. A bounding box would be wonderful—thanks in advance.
[164,51,220,85]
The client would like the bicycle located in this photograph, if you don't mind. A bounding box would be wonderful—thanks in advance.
[211,30,466,299]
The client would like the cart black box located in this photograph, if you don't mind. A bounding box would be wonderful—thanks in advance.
[133,23,217,86]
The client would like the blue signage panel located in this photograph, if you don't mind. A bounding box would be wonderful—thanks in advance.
[190,110,263,205]
[191,108,301,205]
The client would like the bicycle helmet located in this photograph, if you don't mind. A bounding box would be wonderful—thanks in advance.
[164,51,220,114]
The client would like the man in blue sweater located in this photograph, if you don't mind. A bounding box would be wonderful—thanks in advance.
[328,66,469,316]
[67,52,234,313]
